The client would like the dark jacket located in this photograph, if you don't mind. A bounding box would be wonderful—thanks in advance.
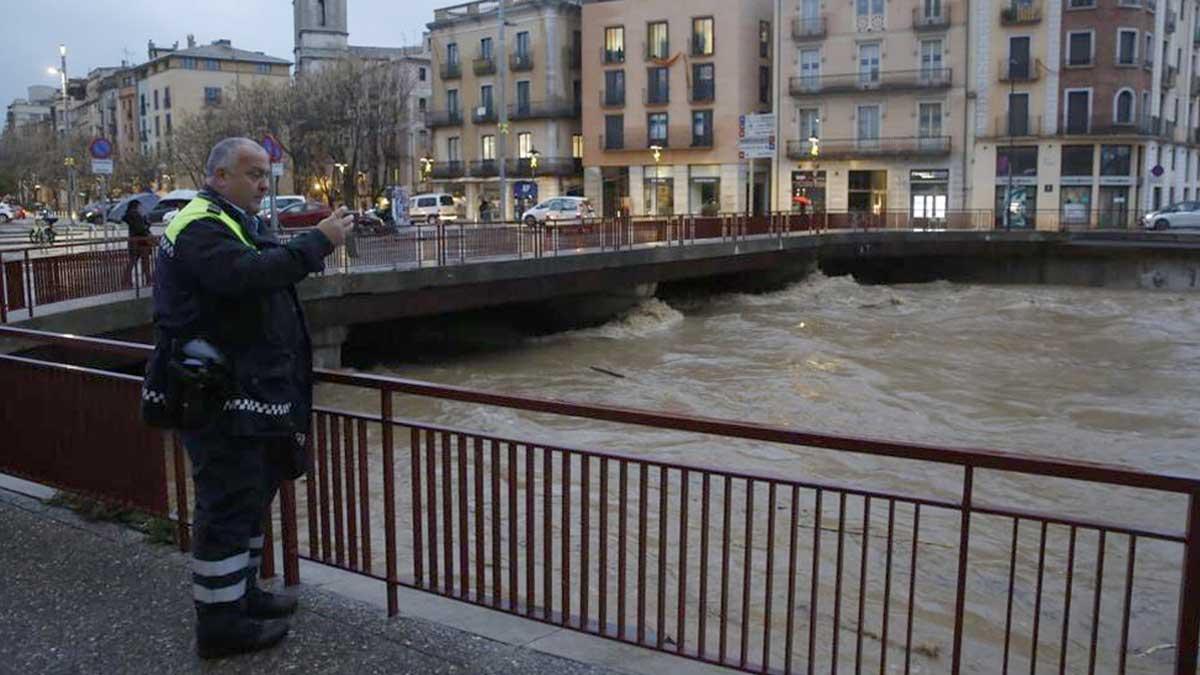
[124,206,151,238]
[143,188,334,477]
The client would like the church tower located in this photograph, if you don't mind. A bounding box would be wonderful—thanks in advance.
[293,0,349,75]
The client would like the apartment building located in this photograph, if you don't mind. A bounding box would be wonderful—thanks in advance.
[5,86,57,131]
[775,0,968,217]
[133,38,290,166]
[581,0,774,217]
[970,0,1200,228]
[426,0,584,221]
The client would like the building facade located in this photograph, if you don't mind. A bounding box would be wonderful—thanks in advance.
[581,0,775,218]
[5,86,57,132]
[426,0,584,222]
[295,0,351,75]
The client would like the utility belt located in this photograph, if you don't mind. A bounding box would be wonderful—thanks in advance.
[142,337,233,431]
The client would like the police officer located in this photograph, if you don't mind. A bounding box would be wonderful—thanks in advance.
[143,137,353,658]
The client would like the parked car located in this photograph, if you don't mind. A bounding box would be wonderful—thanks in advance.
[1143,202,1200,230]
[409,193,458,223]
[0,202,16,223]
[521,196,595,227]
[278,200,332,229]
[80,199,117,224]
[146,189,198,225]
[258,195,306,216]
[107,192,160,223]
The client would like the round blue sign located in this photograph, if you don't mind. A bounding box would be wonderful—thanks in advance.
[88,138,113,160]
[1152,165,1165,177]
[261,134,283,162]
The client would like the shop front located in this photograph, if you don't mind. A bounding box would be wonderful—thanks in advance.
[910,169,949,222]
[790,170,826,215]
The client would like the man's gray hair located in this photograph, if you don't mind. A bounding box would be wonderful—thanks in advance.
[205,137,265,178]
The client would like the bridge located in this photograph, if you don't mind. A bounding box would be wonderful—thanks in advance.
[3,212,1199,366]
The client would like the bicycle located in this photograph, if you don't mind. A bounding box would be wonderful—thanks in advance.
[29,212,58,244]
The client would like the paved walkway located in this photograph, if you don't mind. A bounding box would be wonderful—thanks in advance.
[0,486,621,675]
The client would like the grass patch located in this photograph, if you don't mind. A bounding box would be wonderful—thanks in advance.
[47,492,177,547]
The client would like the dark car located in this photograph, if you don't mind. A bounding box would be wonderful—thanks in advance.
[278,201,332,229]
[107,193,160,223]
[80,199,117,224]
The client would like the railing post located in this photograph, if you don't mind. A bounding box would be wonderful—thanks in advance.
[1175,491,1200,673]
[1,254,8,324]
[23,250,34,318]
[280,480,301,587]
[951,466,974,674]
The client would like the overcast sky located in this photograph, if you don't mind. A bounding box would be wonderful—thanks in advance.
[1,0,439,105]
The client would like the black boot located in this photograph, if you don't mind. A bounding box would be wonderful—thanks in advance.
[195,603,289,660]
[246,584,298,619]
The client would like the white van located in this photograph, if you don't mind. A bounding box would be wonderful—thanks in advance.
[409,193,459,223]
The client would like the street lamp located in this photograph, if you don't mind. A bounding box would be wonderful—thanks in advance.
[528,148,540,178]
[48,44,76,223]
[1004,57,1018,232]
[649,144,663,164]
[419,155,434,187]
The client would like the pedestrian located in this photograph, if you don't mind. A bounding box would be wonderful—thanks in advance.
[140,137,354,659]
[122,200,153,284]
[478,196,491,223]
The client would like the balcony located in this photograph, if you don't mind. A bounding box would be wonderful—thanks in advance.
[912,6,951,30]
[430,161,464,179]
[1163,65,1179,89]
[510,52,534,72]
[690,82,715,103]
[643,87,670,106]
[505,156,581,177]
[998,58,1042,81]
[999,1,1043,24]
[791,17,827,39]
[509,98,579,120]
[600,133,624,150]
[985,114,1044,137]
[472,105,497,124]
[469,159,499,177]
[598,89,625,108]
[788,68,952,96]
[473,55,496,76]
[426,109,463,128]
[601,47,625,65]
[785,136,951,160]
[1166,9,1177,33]
[440,62,462,80]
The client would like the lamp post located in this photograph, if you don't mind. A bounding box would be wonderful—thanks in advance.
[48,44,75,224]
[333,162,347,203]
[1004,57,1017,232]
[648,145,663,214]
[419,155,434,191]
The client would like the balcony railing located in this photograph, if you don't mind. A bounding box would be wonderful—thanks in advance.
[473,55,496,76]
[690,82,715,103]
[999,58,1042,81]
[429,160,464,179]
[508,98,579,120]
[788,67,952,96]
[912,6,951,29]
[1000,1,1043,24]
[599,133,624,150]
[791,16,827,39]
[510,52,534,72]
[986,114,1045,137]
[504,156,582,177]
[469,159,498,177]
[645,42,671,61]
[1166,9,1177,32]
[643,87,670,106]
[785,135,951,160]
[1163,66,1179,89]
[472,105,497,124]
[440,61,462,80]
[598,89,625,108]
[426,109,463,128]
[601,47,625,64]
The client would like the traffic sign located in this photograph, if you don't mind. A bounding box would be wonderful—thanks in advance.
[739,114,776,139]
[271,162,284,177]
[737,137,776,159]
[261,133,284,162]
[1151,164,1164,177]
[88,137,113,160]
[91,159,114,175]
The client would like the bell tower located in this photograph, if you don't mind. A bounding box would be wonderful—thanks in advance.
[294,0,349,75]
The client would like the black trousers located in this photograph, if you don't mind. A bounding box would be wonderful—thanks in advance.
[182,429,286,610]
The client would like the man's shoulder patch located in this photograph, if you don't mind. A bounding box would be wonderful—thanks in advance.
[205,203,222,215]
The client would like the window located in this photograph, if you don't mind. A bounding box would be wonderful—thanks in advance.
[154,116,160,136]
[447,89,459,114]
[996,147,1039,176]
[648,112,669,146]
[203,87,222,105]
[692,110,713,146]
[517,132,533,158]
[799,108,821,140]
[153,89,159,110]
[857,105,881,144]
[1100,145,1132,175]
[480,37,493,60]
[418,98,426,112]
[604,27,625,63]
[692,17,714,56]
[759,21,771,58]
[1009,36,1032,79]
[920,39,943,78]
[516,32,530,57]
[480,84,493,113]
[1065,90,1091,133]
[1117,30,1137,65]
[516,81,530,113]
[648,21,669,59]
[799,49,821,90]
[1061,146,1094,176]
[605,115,624,149]
[856,0,885,18]
[256,63,270,74]
[605,70,625,105]
[1069,0,1095,7]
[858,43,881,85]
[419,67,426,81]
[1115,89,1135,123]
[163,87,170,109]
[1008,92,1030,135]
[447,43,459,65]
[204,59,220,71]
[759,66,771,104]
[181,57,197,70]
[572,134,584,158]
[647,67,669,104]
[919,102,943,137]
[1067,32,1093,66]
[447,137,460,162]
[165,113,172,134]
[481,135,495,160]
[692,63,714,101]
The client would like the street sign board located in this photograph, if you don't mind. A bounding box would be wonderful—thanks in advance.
[737,138,775,159]
[271,162,284,177]
[514,181,537,200]
[739,114,776,139]
[88,138,113,160]
[1151,164,1164,177]
[91,159,114,175]
[261,134,284,162]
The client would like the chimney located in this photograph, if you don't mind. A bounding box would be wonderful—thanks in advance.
[147,39,155,58]
[213,39,232,47]
[187,34,196,48]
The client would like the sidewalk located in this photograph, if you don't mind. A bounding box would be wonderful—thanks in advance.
[0,486,620,675]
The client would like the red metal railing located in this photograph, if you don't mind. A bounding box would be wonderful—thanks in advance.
[3,324,1200,673]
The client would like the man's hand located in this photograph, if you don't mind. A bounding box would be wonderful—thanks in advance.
[316,207,355,247]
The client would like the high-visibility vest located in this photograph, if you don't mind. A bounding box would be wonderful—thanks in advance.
[164,197,257,251]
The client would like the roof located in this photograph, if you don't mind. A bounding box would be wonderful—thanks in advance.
[348,45,430,62]
[149,41,291,67]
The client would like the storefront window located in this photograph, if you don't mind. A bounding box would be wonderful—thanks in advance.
[1060,186,1092,225]
[910,169,948,219]
[1100,145,1132,175]
[791,171,826,214]
[688,165,721,215]
[996,146,1038,177]
[1061,146,1094,176]
[995,185,1037,229]
[643,165,674,216]
[848,170,887,213]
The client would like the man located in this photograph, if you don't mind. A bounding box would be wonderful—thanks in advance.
[122,199,153,284]
[143,138,353,658]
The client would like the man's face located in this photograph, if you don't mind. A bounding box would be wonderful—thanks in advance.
[212,145,270,212]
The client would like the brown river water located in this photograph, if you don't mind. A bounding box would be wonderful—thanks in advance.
[310,274,1199,673]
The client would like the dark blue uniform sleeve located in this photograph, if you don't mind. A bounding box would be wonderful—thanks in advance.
[174,218,335,296]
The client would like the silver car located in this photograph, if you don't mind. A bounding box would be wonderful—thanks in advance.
[1143,201,1200,230]
[521,196,595,227]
